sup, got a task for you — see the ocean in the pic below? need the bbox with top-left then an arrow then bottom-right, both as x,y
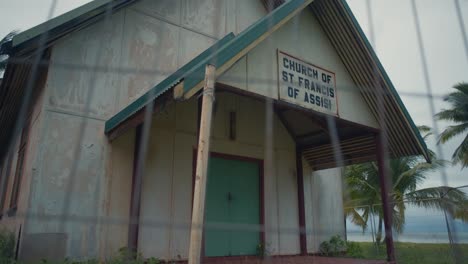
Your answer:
346,207 -> 468,244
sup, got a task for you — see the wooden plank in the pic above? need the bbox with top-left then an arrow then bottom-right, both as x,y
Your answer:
295,148 -> 307,255
188,65 -> 216,264
128,125 -> 142,252
376,133 -> 396,262
107,92 -> 173,141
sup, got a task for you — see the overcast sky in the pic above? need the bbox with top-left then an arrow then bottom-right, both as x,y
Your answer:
0,0 -> 466,189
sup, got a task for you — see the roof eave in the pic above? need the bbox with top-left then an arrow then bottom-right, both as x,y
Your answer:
338,0 -> 430,162
10,0 -> 136,56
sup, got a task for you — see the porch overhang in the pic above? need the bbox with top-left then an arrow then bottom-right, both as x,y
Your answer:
104,0 -> 430,165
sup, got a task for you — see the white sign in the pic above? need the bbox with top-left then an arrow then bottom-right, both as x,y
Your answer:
278,50 -> 337,116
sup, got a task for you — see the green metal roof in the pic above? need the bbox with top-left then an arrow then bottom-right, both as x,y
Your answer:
6,0 -> 136,56
104,32 -> 236,133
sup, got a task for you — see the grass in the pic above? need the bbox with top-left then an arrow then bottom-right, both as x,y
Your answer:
355,242 -> 468,264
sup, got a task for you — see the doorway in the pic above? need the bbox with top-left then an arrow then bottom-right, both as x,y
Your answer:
204,154 -> 262,257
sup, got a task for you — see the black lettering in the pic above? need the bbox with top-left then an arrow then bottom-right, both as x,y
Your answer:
330,88 -> 335,98
304,92 -> 309,103
322,86 -> 328,96
282,71 -> 288,82
312,69 -> 318,79
307,67 -> 313,77
289,60 -> 294,71
295,62 -> 301,73
288,87 -> 294,98
322,73 -> 328,83
304,79 -> 310,90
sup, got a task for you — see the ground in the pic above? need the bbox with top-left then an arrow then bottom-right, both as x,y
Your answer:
357,242 -> 468,264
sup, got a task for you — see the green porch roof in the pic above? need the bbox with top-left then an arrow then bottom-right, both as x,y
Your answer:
104,32 -> 235,133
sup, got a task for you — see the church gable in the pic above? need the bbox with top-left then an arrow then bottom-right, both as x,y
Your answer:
219,7 -> 379,129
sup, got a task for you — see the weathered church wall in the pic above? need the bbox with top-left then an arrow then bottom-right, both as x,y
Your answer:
19,0 -> 274,260
0,72 -> 49,261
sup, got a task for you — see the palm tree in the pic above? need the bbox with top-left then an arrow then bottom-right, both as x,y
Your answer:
344,126 -> 468,244
0,30 -> 19,72
435,83 -> 468,168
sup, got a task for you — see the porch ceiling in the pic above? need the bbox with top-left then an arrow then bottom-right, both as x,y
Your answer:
275,103 -> 378,170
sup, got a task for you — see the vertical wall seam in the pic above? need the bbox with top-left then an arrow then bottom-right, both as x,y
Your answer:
168,110 -> 178,259
275,149 -> 281,254
114,10 -> 127,114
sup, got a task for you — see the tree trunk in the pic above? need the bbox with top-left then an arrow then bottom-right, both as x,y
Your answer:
376,216 -> 383,245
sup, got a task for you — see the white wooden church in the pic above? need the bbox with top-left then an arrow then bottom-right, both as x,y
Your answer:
0,0 -> 428,263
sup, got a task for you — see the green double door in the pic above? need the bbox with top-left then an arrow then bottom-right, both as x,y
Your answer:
204,156 -> 261,257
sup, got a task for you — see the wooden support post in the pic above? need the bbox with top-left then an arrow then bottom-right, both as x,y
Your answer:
296,147 -> 307,255
128,125 -> 143,252
188,64 -> 216,264
376,133 -> 396,263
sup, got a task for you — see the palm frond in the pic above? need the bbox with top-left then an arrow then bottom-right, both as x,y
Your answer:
451,134 -> 468,168
392,191 -> 406,233
438,123 -> 468,144
418,125 -> 433,140
344,207 -> 368,231
406,186 -> 468,222
435,83 -> 468,168
453,83 -> 468,95
435,109 -> 468,123
393,162 -> 431,191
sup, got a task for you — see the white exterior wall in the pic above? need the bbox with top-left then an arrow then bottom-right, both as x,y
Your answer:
138,92 -> 303,259
303,165 -> 346,253
219,8 -> 379,129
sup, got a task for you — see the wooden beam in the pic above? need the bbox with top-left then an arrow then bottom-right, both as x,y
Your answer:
295,148 -> 307,255
274,108 -> 296,140
107,92 -> 172,141
188,64 -> 216,264
128,125 -> 143,252
376,133 -> 396,262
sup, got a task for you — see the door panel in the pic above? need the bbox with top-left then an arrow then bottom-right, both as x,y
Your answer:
204,156 -> 260,257
205,157 -> 231,257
